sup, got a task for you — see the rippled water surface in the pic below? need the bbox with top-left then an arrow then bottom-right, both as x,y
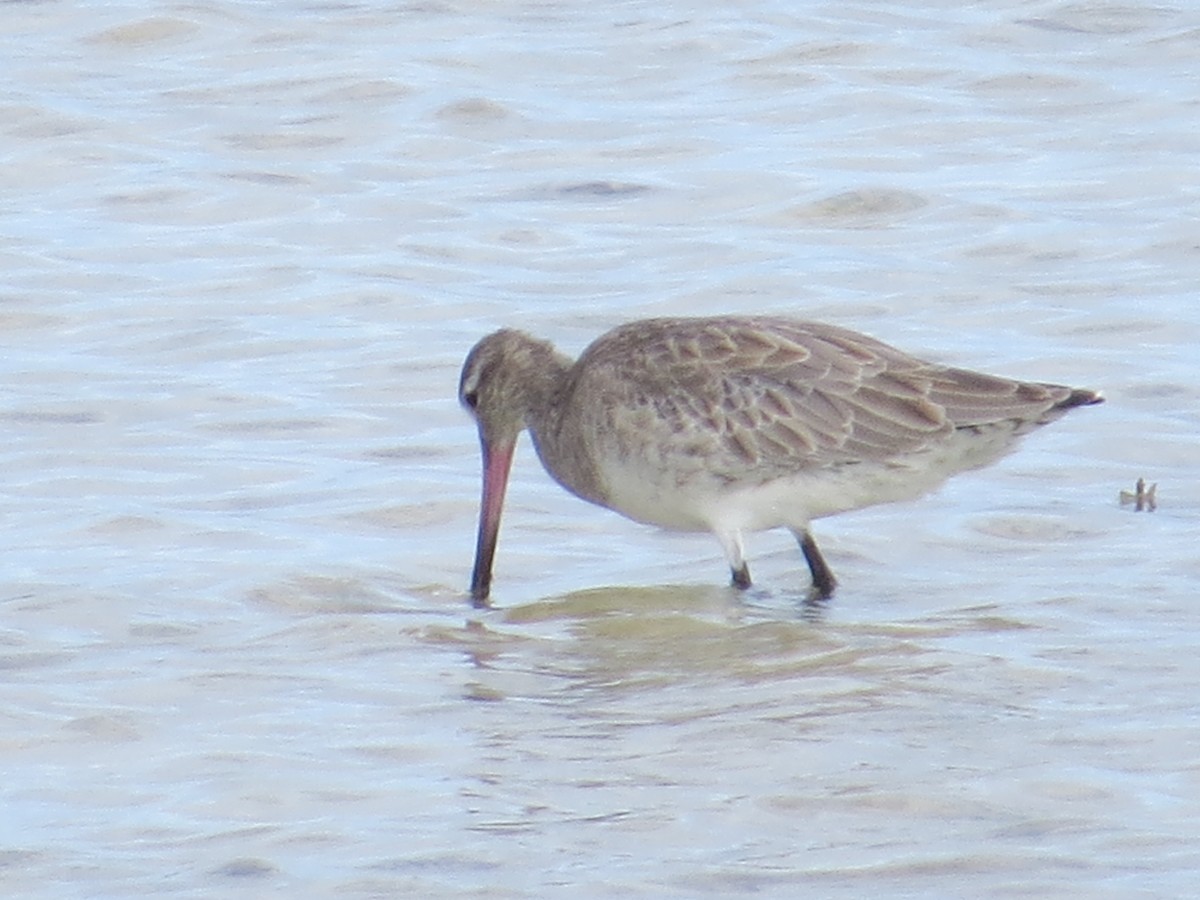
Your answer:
4,2 -> 1199,896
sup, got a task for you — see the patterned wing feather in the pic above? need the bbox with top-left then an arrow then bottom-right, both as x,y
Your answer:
570,318 -> 940,478
568,317 -> 1094,485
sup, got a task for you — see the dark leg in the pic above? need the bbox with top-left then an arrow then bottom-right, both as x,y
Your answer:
731,562 -> 752,590
797,529 -> 837,598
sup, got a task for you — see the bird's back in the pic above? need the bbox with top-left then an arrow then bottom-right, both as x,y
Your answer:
571,317 -> 1086,467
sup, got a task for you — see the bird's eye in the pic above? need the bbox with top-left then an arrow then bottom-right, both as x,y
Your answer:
462,390 -> 479,410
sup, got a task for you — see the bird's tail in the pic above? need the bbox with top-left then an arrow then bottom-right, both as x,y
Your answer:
1055,388 -> 1104,411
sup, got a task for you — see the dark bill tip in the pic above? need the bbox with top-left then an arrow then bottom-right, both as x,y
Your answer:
467,438 -> 514,607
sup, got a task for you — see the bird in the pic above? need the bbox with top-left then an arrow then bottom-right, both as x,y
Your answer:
458,316 -> 1102,606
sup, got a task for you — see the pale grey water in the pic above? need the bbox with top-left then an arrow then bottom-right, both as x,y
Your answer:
3,2 -> 1199,897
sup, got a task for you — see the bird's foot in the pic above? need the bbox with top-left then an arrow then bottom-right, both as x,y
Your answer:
731,564 -> 752,590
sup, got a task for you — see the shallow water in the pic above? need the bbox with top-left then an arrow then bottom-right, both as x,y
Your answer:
4,1 -> 1199,896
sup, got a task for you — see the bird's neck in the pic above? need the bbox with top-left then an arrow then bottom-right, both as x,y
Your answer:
525,360 -> 608,508
518,346 -> 572,430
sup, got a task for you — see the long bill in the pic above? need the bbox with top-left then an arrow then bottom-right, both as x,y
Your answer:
469,437 -> 515,607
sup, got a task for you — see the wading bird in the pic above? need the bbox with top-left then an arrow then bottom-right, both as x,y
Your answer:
459,316 -> 1102,605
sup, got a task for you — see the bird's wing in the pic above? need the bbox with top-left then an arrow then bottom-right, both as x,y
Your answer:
923,364 -> 1087,426
571,317 -> 1064,481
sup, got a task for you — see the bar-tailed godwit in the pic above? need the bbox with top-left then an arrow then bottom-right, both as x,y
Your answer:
459,316 -> 1102,605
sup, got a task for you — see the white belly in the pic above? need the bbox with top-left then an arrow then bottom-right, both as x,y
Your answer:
591,422 -> 1024,535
